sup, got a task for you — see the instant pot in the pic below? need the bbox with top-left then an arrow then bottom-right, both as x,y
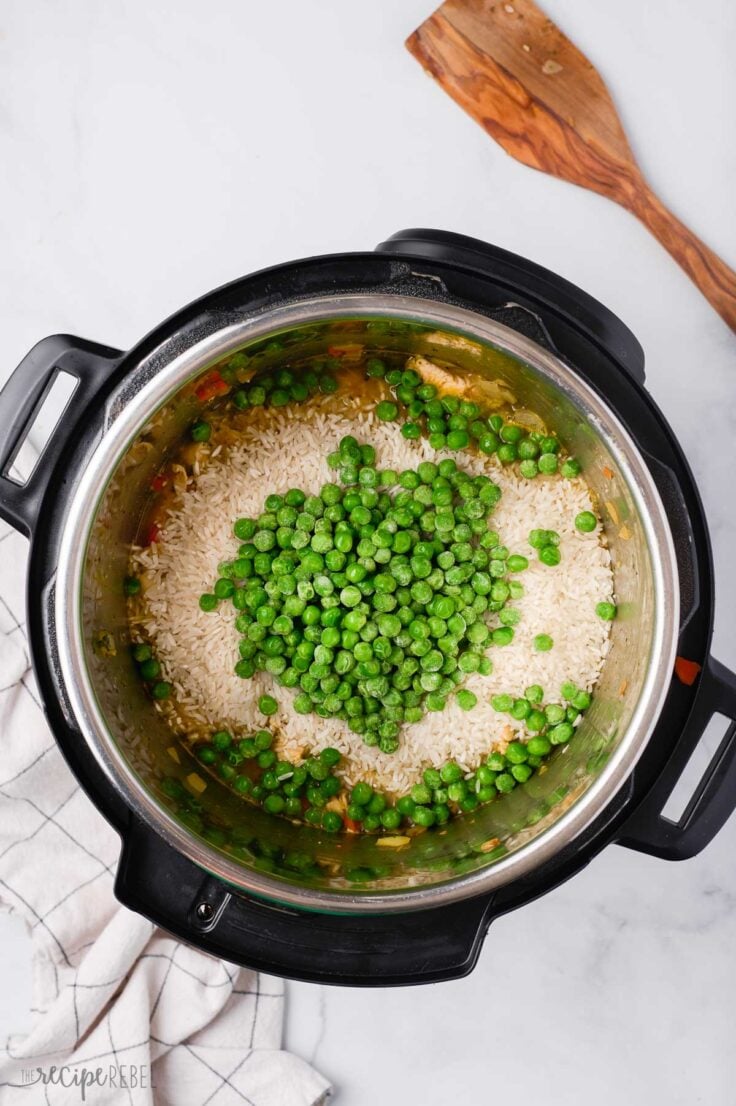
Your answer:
1,230 -> 734,986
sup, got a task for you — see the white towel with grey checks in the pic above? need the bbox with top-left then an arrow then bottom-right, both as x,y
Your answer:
0,516 -> 331,1105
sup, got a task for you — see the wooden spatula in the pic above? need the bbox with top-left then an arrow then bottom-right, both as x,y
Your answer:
407,0 -> 736,333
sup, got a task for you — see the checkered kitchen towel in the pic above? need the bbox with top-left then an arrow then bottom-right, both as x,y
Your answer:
0,512 -> 331,1105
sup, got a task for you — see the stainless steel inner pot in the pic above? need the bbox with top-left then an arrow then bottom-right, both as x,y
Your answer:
55,295 -> 679,912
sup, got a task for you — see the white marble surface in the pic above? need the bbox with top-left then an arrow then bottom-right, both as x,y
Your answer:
1,0 -> 735,1101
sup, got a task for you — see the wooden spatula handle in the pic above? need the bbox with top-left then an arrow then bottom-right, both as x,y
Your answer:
630,182 -> 736,332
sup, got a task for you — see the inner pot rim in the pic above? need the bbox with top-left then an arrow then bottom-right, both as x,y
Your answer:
55,293 -> 680,913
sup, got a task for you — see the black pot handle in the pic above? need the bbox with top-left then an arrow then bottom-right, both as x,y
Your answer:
115,818 -> 495,985
375,228 -> 646,383
0,334 -> 122,537
618,657 -> 736,860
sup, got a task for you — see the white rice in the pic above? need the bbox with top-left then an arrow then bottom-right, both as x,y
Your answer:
132,393 -> 613,795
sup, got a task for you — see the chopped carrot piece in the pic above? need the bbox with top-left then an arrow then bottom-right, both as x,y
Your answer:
195,370 -> 229,402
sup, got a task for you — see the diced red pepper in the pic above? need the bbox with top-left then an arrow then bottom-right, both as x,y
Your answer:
144,522 -> 161,546
344,817 -> 362,834
150,473 -> 167,492
675,656 -> 702,686
195,370 -> 229,402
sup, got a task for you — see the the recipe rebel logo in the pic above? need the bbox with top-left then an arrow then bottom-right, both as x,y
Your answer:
20,1063 -> 154,1099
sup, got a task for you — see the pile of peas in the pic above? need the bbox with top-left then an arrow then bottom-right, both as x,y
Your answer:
130,641 -> 172,701
189,366 -> 338,443
200,441 -> 534,750
528,528 -> 563,568
194,729 -> 352,832
367,357 -> 581,478
232,365 -> 338,411
383,683 -> 594,829
491,680 -> 591,739
159,772 -> 322,877
186,678 -> 591,835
